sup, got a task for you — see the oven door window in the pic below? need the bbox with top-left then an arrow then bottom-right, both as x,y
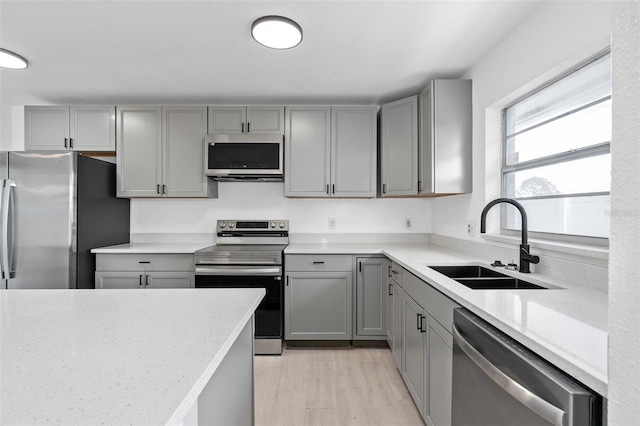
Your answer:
195,274 -> 282,338
208,143 -> 280,170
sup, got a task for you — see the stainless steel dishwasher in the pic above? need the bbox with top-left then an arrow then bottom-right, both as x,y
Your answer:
451,308 -> 602,426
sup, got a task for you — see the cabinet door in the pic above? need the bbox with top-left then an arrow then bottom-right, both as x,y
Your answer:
426,316 -> 453,426
392,281 -> 403,370
207,106 -> 246,134
95,271 -> 144,289
331,106 -> 377,197
380,96 -> 418,197
402,292 -> 426,416
385,261 -> 393,346
285,271 -> 352,339
116,106 -> 162,197
162,106 -> 211,197
284,106 -> 331,197
148,271 -> 194,289
355,257 -> 387,337
24,106 -> 70,150
70,106 -> 116,151
246,106 -> 285,134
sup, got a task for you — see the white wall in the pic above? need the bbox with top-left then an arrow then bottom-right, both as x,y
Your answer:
608,1 -> 640,423
131,181 -> 432,236
431,1 -> 612,243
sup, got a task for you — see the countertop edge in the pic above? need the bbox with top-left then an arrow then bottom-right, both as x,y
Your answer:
167,288 -> 265,425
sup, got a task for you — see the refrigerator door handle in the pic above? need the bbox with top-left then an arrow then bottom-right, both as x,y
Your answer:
1,180 -> 16,280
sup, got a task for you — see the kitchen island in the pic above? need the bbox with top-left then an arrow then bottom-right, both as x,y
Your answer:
0,288 -> 264,425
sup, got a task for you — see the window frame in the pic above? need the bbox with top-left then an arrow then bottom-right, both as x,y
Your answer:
500,49 -> 611,244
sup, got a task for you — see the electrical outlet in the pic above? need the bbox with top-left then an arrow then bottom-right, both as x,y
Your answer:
467,220 -> 476,236
328,218 -> 337,230
404,218 -> 413,230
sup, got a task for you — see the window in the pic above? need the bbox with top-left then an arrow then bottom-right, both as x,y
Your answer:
502,51 -> 611,240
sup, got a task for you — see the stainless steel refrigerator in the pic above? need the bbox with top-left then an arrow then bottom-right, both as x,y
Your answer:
0,151 -> 130,289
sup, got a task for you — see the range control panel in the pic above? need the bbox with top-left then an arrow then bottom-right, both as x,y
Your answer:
216,220 -> 289,232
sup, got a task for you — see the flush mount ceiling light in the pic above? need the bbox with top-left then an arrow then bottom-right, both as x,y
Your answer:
251,16 -> 302,49
0,48 -> 28,69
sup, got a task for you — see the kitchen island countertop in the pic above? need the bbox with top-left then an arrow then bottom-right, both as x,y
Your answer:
0,288 -> 264,425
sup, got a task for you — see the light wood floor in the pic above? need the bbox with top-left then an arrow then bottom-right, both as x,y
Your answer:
254,345 -> 425,426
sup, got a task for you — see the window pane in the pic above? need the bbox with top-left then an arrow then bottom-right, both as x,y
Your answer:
505,100 -> 611,165
503,195 -> 610,238
505,53 -> 611,136
504,154 -> 611,198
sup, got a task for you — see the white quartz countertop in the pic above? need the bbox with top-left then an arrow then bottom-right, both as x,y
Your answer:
286,242 -> 608,396
0,288 -> 265,425
91,242 -> 212,254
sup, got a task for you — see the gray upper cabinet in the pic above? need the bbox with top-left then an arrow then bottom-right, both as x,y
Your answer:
419,79 -> 472,195
285,106 -> 377,198
285,106 -> 331,197
207,106 -> 284,134
332,107 -> 377,197
116,106 -> 216,198
25,105 -> 116,151
380,96 -> 419,197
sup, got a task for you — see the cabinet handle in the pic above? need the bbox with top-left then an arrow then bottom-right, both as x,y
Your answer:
157,184 -> 161,195
145,275 -> 149,286
417,313 -> 422,331
139,274 -> 143,287
69,138 -> 74,149
388,265 -> 392,278
383,183 -> 386,194
388,283 -> 393,295
64,138 -> 68,149
313,261 -> 325,265
162,184 -> 167,195
241,122 -> 245,133
326,184 -> 329,195
421,315 -> 426,333
138,261 -> 150,264
332,184 -> 335,194
418,181 -> 422,192
286,276 -> 289,286
247,122 -> 250,133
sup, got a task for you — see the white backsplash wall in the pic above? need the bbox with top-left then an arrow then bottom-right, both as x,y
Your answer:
131,181 -> 432,235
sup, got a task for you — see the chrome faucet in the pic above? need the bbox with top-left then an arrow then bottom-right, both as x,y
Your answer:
480,198 -> 540,273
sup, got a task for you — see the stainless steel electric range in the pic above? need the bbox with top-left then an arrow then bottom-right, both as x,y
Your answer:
194,220 -> 288,355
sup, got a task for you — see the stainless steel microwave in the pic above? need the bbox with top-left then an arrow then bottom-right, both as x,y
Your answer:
204,134 -> 284,181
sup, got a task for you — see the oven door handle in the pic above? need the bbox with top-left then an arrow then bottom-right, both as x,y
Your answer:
452,324 -> 565,426
195,266 -> 282,276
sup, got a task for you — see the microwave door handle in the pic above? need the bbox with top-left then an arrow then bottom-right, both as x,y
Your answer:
452,324 -> 565,426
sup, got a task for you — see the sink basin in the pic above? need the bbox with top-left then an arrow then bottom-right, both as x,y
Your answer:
429,265 -> 548,290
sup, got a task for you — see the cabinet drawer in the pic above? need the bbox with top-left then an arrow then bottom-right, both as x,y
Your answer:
96,254 -> 194,271
285,254 -> 352,272
402,268 -> 459,333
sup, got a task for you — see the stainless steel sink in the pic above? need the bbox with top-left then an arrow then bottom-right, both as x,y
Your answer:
429,265 -> 548,290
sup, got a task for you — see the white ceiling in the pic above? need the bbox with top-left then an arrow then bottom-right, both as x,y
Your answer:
0,0 -> 541,106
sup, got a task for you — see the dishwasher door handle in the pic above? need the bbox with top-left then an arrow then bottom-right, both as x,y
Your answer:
195,266 -> 281,276
452,324 -> 566,426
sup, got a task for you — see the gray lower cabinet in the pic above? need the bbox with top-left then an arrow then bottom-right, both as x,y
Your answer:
354,256 -> 387,339
390,262 -> 403,370
95,253 -> 195,289
25,105 -> 116,151
402,291 -> 427,417
401,268 -> 458,426
285,255 -> 353,340
116,106 -> 216,198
